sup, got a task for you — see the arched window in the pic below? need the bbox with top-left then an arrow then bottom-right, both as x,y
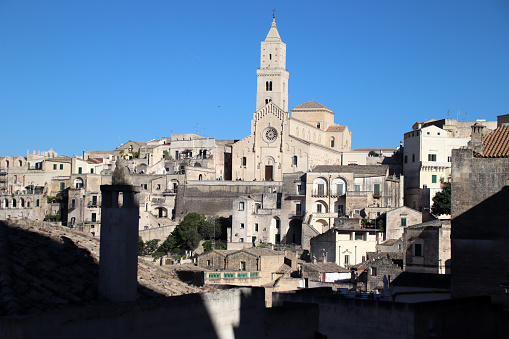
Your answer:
5,160 -> 9,168
198,174 -> 203,180
266,81 -> 272,91
330,137 -> 335,148
12,199 -> 16,208
20,198 -> 24,208
18,160 -> 22,166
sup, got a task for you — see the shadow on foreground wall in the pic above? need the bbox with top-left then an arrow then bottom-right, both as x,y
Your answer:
451,187 -> 509,308
0,221 -> 318,338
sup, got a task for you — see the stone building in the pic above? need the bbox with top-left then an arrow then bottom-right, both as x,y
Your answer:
231,17 -> 351,182
451,120 -> 509,308
402,219 -> 451,274
354,252 -> 403,293
385,206 -> 422,240
403,118 -> 496,212
229,192 -> 282,248
310,227 -> 380,268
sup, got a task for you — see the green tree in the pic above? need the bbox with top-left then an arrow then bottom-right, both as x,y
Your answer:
202,239 -> 226,252
176,212 -> 204,250
431,182 -> 451,216
200,216 -> 223,240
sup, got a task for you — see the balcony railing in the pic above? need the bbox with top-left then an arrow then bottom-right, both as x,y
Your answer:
311,189 -> 328,197
163,189 -> 178,196
87,202 -> 99,208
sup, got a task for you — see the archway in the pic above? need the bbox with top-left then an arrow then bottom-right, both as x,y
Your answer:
313,219 -> 329,233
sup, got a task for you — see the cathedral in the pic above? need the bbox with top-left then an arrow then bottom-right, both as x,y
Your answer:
232,16 -> 351,181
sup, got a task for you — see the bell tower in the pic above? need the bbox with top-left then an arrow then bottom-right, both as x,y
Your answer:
256,14 -> 289,112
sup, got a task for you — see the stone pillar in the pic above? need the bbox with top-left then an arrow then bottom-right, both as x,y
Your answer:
98,185 -> 140,303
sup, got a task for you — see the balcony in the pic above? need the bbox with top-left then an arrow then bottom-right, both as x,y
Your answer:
163,188 -> 178,196
348,191 -> 369,197
87,202 -> 99,208
288,211 -> 305,218
311,189 -> 328,198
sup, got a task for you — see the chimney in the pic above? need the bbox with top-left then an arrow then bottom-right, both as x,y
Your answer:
98,184 -> 140,302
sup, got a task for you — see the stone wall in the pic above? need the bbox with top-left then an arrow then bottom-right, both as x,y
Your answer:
175,181 -> 282,220
451,148 -> 509,306
139,224 -> 176,242
273,289 -> 502,338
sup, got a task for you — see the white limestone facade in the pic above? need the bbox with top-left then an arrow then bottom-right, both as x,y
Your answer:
232,17 -> 351,182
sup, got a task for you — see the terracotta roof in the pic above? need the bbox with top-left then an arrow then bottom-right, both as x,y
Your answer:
311,165 -> 388,176
292,100 -> 332,112
325,126 -> 346,132
86,158 -> 103,164
482,125 -> 509,157
302,262 -> 350,273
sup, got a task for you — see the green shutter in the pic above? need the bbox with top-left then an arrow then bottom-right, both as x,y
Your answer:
432,175 -> 437,183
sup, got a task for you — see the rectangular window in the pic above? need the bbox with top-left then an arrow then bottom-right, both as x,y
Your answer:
337,183 -> 343,195
374,184 -> 380,195
317,183 -> 325,195
355,185 -> 360,191
412,154 -> 415,162
78,167 -> 82,174
242,157 -> 247,166
297,184 -> 302,194
92,195 -> 97,206
432,175 -> 437,183
60,164 -> 63,170
175,151 -> 179,159
355,233 -> 364,241
292,156 -> 298,166
156,184 -> 161,190
240,261 -> 246,271
371,267 -> 377,276
53,164 -> 57,170
362,256 -> 366,262
401,217 -> 407,226
415,243 -> 423,257
296,203 -> 302,214
354,209 -> 360,215
91,213 -> 97,222
90,168 -> 94,174
36,199 -> 40,207
59,182 -> 65,191
428,154 -> 437,161
448,156 -> 451,162
344,255 -> 350,266
240,223 -> 244,229
239,202 -> 244,211
316,204 -> 322,213
254,223 -> 258,232
71,199 -> 76,208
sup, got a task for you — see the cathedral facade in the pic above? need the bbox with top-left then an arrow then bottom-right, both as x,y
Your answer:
232,16 -> 351,181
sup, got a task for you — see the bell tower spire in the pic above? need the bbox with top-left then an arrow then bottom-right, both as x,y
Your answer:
256,14 -> 289,112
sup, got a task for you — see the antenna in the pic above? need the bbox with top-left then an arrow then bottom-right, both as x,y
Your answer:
464,112 -> 467,121
447,110 -> 450,118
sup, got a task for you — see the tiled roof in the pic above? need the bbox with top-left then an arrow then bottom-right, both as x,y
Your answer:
482,125 -> 509,157
311,165 -> 388,176
302,262 -> 350,273
241,247 -> 283,257
86,158 -> 103,164
406,219 -> 444,229
0,220 -> 211,316
353,252 -> 402,271
275,264 -> 292,274
325,126 -> 346,132
292,100 -> 332,112
390,272 -> 450,289
380,239 -> 401,246
45,156 -> 73,163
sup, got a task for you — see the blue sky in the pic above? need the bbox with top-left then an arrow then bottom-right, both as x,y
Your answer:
1,1 -> 509,156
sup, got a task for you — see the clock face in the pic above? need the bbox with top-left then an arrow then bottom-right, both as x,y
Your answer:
264,127 -> 278,142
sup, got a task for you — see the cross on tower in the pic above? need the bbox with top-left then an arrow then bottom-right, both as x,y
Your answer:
273,9 -> 276,19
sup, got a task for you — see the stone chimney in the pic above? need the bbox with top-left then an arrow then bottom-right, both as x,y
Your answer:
468,123 -> 485,155
98,184 -> 140,302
